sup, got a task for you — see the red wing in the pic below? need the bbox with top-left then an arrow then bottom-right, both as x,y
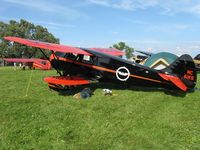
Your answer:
4,36 -> 124,57
4,58 -> 46,63
44,76 -> 90,86
89,48 -> 125,56
4,36 -> 91,55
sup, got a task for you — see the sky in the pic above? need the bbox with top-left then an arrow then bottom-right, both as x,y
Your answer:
0,0 -> 200,57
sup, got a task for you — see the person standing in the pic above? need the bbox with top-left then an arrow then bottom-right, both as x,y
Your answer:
14,62 -> 16,70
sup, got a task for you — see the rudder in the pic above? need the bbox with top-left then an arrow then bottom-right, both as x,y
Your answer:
162,54 -> 197,91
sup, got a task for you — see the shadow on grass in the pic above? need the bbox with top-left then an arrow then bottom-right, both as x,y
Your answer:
49,82 -> 190,97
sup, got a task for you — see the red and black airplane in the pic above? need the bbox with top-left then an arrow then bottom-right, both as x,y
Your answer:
4,58 -> 51,70
4,36 -> 197,92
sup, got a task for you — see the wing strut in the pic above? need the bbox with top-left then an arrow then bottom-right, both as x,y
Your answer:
38,48 -> 62,76
64,54 -> 79,78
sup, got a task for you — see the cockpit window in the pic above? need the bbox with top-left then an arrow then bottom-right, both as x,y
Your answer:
54,52 -> 97,64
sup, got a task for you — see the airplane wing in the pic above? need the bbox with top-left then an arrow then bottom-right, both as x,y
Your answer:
4,36 -> 91,56
4,36 -> 124,56
89,48 -> 124,56
4,58 -> 46,63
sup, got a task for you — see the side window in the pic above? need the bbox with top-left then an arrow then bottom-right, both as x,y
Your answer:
78,55 -> 96,64
83,55 -> 90,61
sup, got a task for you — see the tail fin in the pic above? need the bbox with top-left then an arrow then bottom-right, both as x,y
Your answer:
162,54 -> 197,91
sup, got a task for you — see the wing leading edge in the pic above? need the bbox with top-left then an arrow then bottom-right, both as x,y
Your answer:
4,36 -> 91,55
4,36 -> 124,56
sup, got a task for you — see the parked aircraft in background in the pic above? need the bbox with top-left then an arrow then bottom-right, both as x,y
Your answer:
4,58 -> 51,70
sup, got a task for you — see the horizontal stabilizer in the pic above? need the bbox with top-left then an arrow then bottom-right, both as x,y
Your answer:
159,73 -> 187,91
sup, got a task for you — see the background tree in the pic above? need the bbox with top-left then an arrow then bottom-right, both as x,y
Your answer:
0,19 -> 59,58
112,42 -> 134,59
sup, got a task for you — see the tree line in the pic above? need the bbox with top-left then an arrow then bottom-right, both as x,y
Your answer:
0,19 -> 59,58
0,19 -> 134,59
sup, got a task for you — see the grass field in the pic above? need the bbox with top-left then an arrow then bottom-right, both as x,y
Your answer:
0,67 -> 200,150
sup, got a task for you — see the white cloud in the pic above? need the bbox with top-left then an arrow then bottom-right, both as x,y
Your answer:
131,40 -> 200,57
186,4 -> 200,15
146,23 -> 190,33
34,21 -> 75,29
126,19 -> 150,25
2,0 -> 88,20
111,31 -> 120,35
174,24 -> 189,30
174,45 -> 200,57
3,0 -> 56,12
126,19 -> 190,32
87,0 -> 200,16
87,0 -> 109,6
113,0 -> 136,11
0,16 -> 75,31
87,0 -> 160,10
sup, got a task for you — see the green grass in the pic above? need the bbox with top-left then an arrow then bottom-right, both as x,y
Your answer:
0,67 -> 200,150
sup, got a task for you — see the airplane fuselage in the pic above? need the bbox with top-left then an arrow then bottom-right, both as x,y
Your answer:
50,50 -> 176,91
